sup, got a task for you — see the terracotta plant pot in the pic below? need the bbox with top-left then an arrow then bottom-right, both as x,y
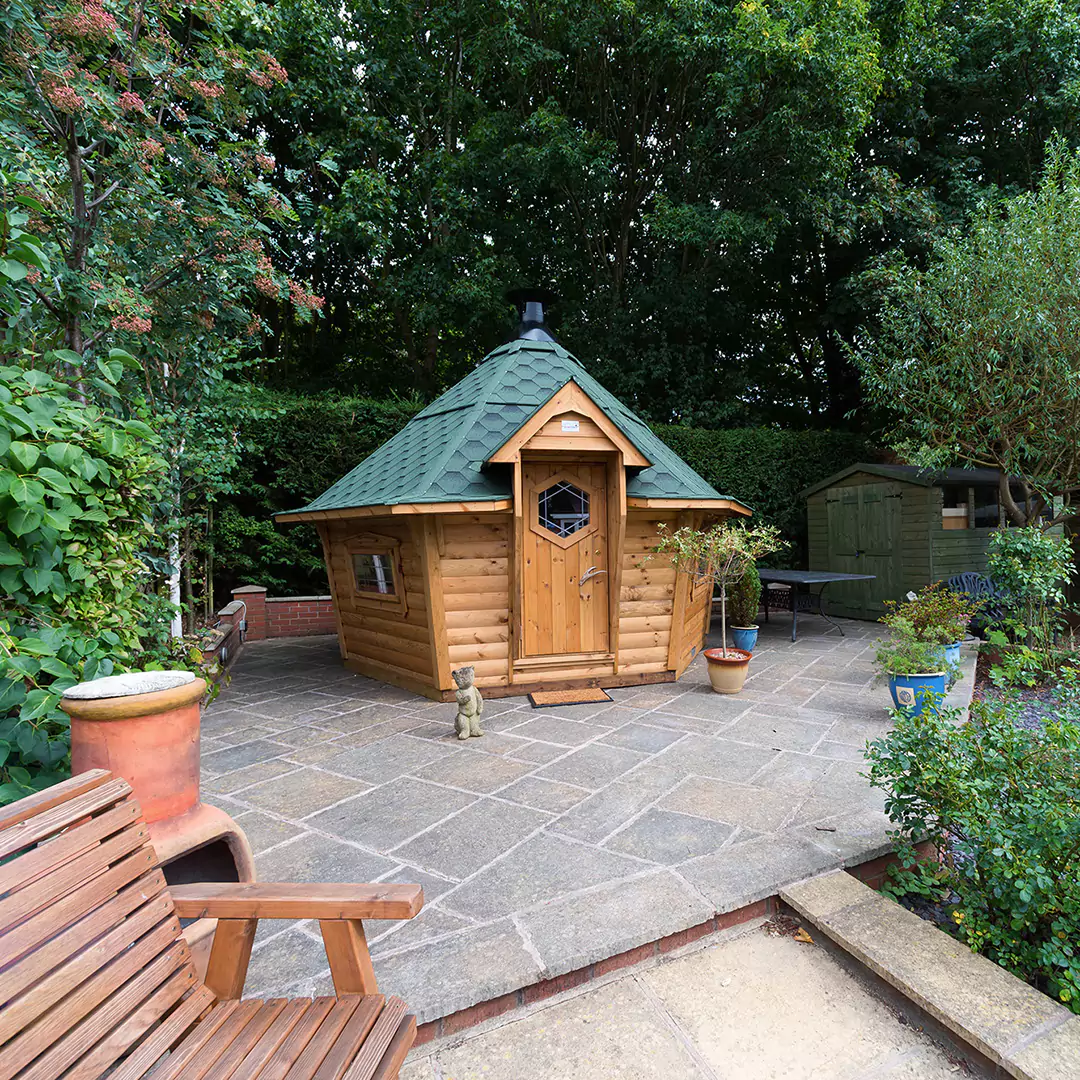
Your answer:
703,648 -> 753,694
61,670 -> 206,823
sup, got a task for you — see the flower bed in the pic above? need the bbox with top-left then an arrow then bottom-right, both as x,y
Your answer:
866,697 -> 1080,1013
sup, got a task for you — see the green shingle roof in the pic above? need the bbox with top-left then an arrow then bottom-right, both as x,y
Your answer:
284,338 -> 739,516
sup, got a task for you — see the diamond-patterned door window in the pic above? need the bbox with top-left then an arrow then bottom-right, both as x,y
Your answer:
538,481 -> 590,539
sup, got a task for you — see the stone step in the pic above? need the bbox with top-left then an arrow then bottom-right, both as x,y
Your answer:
780,871 -> 1079,1080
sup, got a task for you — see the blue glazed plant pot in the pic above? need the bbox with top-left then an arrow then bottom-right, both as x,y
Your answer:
930,642 -> 964,686
888,672 -> 947,717
730,626 -> 758,652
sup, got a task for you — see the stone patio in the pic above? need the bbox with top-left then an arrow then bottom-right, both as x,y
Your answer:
200,617 -> 901,1025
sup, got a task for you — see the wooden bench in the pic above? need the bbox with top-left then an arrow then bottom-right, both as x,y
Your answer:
0,771 -> 423,1080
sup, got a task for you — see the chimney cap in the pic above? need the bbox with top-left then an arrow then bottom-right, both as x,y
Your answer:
506,287 -> 558,342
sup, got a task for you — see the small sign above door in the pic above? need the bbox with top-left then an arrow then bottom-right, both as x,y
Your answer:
561,419 -> 580,432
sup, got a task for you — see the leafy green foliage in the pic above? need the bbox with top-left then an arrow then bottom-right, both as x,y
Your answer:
250,0 -> 885,422
866,700 -> 1080,1011
985,526 -> 1075,687
883,584 -> 980,646
872,619 -> 945,677
985,640 -> 1049,690
246,0 -> 1080,434
853,142 -> 1080,525
0,362 -> 167,803
653,426 -> 880,564
1,0 -> 316,632
212,391 -> 422,595
1,0 -> 305,367
727,564 -> 762,628
876,586 -> 977,681
987,526 -> 1074,623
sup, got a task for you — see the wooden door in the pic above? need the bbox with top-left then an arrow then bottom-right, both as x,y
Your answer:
825,482 -> 903,618
858,483 -> 903,617
521,460 -> 610,656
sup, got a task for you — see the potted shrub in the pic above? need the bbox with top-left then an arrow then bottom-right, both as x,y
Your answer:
884,584 -> 979,684
654,521 -> 783,694
874,617 -> 948,717
727,563 -> 762,653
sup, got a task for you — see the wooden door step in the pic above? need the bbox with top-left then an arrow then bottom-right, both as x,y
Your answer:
528,687 -> 613,708
514,652 -> 614,673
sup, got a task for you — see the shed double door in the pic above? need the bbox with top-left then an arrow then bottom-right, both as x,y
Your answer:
826,482 -> 903,618
521,459 -> 610,657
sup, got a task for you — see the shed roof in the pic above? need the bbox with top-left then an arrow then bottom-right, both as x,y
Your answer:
281,338 -> 743,517
800,463 -> 1002,499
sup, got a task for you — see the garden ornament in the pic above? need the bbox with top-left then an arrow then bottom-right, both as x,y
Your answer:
452,665 -> 484,740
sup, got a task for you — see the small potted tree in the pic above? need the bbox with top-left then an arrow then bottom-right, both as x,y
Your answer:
654,521 -> 783,694
727,563 -> 762,653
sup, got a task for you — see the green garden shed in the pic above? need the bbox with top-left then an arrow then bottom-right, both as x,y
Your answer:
801,463 -> 1005,621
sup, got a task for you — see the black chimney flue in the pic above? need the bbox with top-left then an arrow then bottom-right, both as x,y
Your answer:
506,287 -> 558,342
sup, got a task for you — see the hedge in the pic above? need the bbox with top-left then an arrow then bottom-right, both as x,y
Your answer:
212,391 -> 879,598
652,425 -> 881,564
212,391 -> 422,598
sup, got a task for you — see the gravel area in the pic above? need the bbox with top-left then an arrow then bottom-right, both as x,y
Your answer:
971,651 -> 1067,730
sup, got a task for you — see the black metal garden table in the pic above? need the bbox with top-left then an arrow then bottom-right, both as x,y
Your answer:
758,569 -> 877,642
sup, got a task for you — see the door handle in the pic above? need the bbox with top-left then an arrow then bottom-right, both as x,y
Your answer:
579,566 -> 607,586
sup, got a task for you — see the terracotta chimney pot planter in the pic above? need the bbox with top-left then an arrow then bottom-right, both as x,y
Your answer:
60,670 -> 256,980
61,670 -> 205,824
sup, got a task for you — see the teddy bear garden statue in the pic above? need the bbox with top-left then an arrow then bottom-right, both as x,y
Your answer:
452,665 -> 484,740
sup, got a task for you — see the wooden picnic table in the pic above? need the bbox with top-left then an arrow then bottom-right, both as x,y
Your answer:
758,569 -> 877,642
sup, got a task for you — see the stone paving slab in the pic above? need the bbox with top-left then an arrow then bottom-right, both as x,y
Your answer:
403,922 -> 963,1080
517,869 -> 714,979
199,619 -> 929,1023
373,918 -> 544,1023
782,871 -> 1078,1077
1010,1017 -> 1080,1080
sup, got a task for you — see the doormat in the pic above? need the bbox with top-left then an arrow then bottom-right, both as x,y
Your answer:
528,688 -> 613,708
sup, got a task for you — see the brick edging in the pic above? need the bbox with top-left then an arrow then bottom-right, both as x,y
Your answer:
412,898 -> 774,1045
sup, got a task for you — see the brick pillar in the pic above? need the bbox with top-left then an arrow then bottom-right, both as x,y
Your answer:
232,585 -> 268,640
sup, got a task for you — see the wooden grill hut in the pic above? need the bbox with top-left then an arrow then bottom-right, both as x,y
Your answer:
277,294 -> 750,700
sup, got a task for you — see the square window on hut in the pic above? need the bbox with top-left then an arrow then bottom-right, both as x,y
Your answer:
352,552 -> 397,596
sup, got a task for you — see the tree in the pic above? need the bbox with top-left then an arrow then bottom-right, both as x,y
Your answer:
653,522 -> 783,656
1,173 -> 172,801
0,0 -> 318,628
853,141 -> 1080,526
251,0 -> 884,418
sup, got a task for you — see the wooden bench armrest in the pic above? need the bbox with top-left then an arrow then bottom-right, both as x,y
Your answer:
170,882 -> 424,921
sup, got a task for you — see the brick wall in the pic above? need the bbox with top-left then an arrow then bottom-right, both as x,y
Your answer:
230,585 -> 337,641
265,596 -> 338,638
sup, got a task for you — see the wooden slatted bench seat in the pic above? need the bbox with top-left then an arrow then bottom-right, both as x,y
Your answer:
0,771 -> 422,1080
